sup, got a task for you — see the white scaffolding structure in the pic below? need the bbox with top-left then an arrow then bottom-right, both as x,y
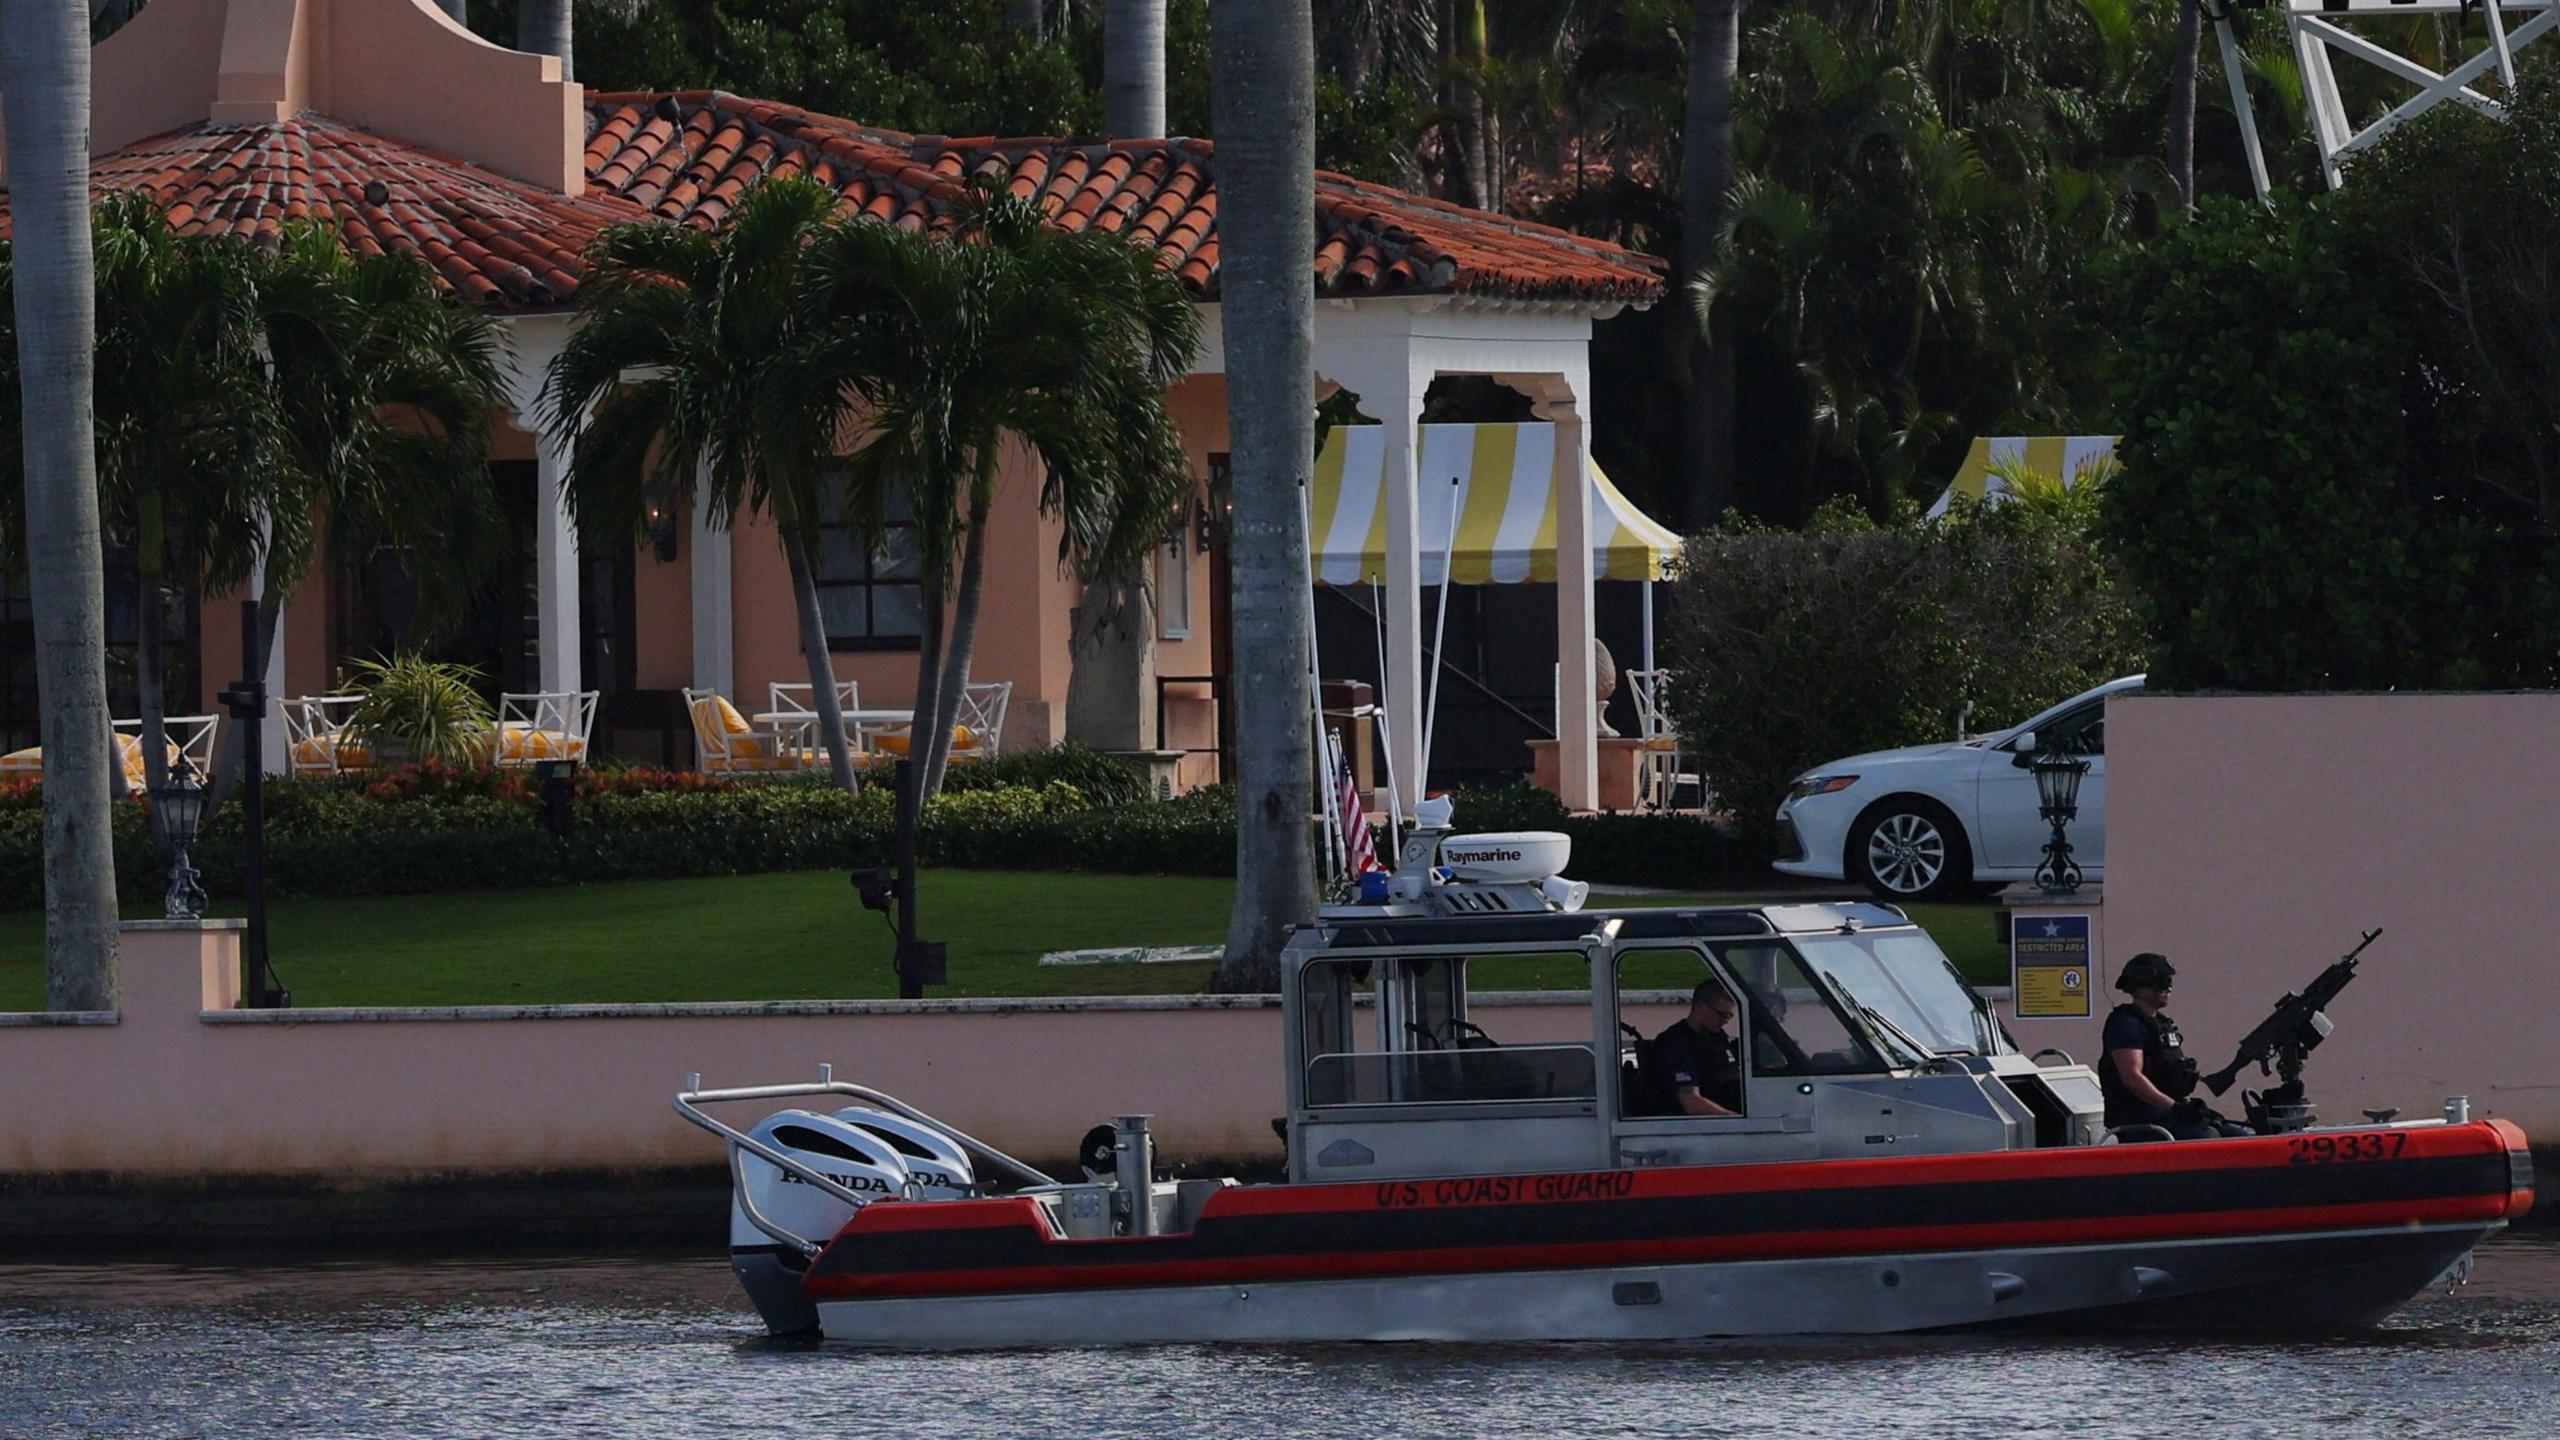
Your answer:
2226,0 -> 2560,195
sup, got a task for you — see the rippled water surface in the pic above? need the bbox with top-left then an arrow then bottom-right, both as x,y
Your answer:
2,1233 -> 2555,1439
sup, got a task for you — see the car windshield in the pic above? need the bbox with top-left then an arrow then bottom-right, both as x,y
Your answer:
1793,931 -> 2005,1058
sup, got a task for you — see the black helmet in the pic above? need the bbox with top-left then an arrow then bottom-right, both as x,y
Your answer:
2116,952 -> 2176,993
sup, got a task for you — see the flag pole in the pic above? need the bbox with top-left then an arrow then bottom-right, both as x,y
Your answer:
1368,572 -> 1404,860
1419,474 -> 1462,791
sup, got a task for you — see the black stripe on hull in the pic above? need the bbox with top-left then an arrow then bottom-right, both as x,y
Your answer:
811,1151 -> 2510,1286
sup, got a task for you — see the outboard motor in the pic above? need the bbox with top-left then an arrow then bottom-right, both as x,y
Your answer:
729,1108 -> 971,1336
831,1106 -> 978,1198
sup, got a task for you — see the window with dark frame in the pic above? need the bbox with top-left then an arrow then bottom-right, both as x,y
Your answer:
815,475 -> 923,651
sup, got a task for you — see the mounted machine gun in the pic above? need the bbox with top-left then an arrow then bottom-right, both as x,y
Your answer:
2204,927 -> 2383,1133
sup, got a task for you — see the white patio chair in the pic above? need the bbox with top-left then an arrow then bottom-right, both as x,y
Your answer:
867,680 -> 1010,764
683,687 -> 809,776
284,694 -> 371,776
767,680 -> 861,759
103,714 -> 220,787
493,690 -> 599,767
1626,669 -> 1701,812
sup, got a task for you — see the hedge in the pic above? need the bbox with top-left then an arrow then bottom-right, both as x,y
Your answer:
0,774 -> 1758,913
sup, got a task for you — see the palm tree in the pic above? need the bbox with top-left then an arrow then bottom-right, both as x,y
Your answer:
783,182 -> 1198,997
1207,0 -> 1318,992
82,196 -> 288,815
519,0 -> 573,81
546,176 -> 864,793
1,0 -> 120,1010
1681,0 -> 1741,525
207,221 -> 509,807
1103,0 -> 1167,137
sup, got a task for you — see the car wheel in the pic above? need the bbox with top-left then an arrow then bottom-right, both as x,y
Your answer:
1849,800 -> 1973,901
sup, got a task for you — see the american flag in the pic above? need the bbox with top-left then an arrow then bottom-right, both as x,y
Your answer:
1329,732 -> 1378,878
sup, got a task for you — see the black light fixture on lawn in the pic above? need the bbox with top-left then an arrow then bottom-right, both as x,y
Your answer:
2030,743 -> 2092,895
217,597 -> 290,1009
533,757 -> 579,839
150,763 -> 209,921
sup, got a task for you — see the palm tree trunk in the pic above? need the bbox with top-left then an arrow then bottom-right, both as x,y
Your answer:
135,567 -> 169,844
921,490 -> 993,799
518,0 -> 573,82
1681,0 -> 1740,527
1104,0 -> 1167,139
1208,0 -> 1318,993
780,527 -> 860,793
890,566 -> 950,1001
1447,0 -> 1491,210
2167,0 -> 2201,213
6,0 -> 123,1011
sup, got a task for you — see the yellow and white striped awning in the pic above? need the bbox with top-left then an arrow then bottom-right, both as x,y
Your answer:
1310,422 -> 1682,585
1924,436 -> 2118,519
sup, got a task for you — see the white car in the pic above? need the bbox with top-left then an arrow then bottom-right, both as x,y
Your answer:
1772,675 -> 2145,901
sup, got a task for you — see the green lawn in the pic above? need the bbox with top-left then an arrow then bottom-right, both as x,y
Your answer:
0,871 -> 2006,1010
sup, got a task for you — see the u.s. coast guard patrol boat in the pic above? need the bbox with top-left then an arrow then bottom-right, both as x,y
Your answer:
676,818 -> 2532,1346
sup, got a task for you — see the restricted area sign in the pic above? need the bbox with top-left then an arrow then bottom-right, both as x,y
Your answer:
2011,913 -> 2093,1019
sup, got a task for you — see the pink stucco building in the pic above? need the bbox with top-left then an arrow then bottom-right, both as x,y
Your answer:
0,0 -> 1667,808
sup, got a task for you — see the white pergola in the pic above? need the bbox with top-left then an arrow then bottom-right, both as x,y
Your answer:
2223,0 -> 2558,195
1191,294 -> 1633,814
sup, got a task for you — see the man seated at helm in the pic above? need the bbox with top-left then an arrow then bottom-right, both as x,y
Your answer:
1653,977 -> 1744,1117
2100,952 -> 2244,1140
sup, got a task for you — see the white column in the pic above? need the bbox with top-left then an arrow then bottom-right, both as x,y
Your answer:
1503,369 -> 1598,814
1551,401 -> 1597,812
690,478 -> 734,697
532,424 -> 581,695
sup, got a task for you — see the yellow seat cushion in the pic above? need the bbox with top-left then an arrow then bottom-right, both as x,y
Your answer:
293,734 -> 372,770
496,724 -> 587,763
5,737 -> 183,786
870,724 -> 972,758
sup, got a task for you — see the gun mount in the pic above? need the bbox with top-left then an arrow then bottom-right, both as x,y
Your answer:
2204,928 -> 2383,1133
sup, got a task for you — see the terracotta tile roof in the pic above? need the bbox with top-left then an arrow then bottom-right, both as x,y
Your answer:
0,115 -> 644,308
584,91 -> 1665,304
5,97 -> 1662,312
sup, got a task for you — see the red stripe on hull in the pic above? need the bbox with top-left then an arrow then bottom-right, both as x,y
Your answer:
814,1193 -> 2505,1301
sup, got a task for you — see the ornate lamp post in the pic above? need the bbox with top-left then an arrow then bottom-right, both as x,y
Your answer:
2031,748 -> 2092,894
150,764 -> 209,920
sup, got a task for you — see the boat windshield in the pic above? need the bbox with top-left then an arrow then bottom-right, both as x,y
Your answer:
1792,930 -> 2006,1058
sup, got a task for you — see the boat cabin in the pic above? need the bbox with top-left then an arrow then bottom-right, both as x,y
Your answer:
1280,903 -> 2106,1184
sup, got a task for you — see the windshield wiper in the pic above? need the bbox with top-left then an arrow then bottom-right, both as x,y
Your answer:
1826,973 -> 1944,1069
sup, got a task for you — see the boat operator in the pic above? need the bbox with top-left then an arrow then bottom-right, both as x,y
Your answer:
1655,977 -> 1743,1117
2100,953 -> 2245,1140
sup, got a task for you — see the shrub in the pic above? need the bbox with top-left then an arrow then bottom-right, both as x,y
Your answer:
2104,188 -> 2560,689
1661,497 -> 2145,853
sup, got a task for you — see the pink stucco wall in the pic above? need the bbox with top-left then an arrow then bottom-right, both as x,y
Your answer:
0,925 -> 1674,1178
2102,692 -> 2560,1137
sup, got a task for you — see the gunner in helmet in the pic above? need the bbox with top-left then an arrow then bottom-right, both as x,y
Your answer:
2100,953 -> 2242,1140
1654,978 -> 1743,1117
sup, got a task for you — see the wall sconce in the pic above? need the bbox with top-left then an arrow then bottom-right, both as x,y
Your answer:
1200,456 -> 1233,553
644,500 -> 680,563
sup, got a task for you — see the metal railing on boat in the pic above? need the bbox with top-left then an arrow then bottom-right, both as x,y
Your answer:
674,1064 -> 1061,1258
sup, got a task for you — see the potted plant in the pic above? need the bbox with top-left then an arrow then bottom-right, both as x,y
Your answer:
346,653 -> 494,768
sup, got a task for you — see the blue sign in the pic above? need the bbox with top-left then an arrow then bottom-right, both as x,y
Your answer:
2011,913 -> 2093,1018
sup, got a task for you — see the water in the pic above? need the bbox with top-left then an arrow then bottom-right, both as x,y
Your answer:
2,1234 -> 2555,1440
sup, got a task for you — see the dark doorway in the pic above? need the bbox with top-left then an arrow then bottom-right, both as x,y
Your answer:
336,460 -> 536,695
